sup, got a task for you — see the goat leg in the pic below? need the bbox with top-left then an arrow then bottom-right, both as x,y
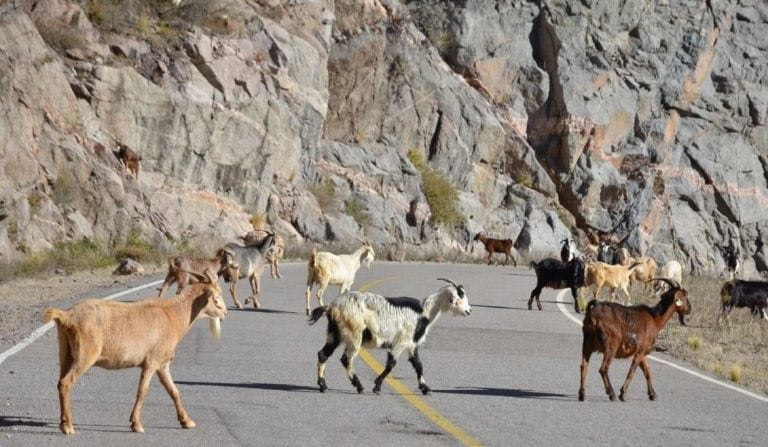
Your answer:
157,364 -> 195,429
408,350 -> 431,395
639,357 -> 656,401
598,354 -> 617,401
340,350 -> 364,393
228,274 -> 243,309
618,355 -> 642,401
130,367 -> 155,433
373,352 -> 397,394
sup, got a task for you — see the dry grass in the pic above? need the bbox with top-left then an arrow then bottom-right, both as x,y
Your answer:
630,276 -> 768,395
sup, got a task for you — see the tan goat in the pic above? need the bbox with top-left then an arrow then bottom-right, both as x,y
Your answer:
44,269 -> 227,434
627,256 -> 658,293
584,261 -> 642,304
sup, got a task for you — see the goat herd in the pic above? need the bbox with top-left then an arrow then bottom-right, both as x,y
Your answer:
41,232 -> 766,434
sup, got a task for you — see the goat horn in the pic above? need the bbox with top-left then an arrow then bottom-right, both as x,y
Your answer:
649,277 -> 681,290
437,278 -> 459,288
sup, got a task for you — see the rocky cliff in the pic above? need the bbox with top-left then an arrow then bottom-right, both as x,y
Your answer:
1,0 -> 766,276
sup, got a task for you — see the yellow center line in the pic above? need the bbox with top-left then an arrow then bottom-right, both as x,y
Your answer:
358,277 -> 483,447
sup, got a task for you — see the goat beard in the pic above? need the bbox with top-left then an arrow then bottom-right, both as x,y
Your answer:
209,317 -> 222,340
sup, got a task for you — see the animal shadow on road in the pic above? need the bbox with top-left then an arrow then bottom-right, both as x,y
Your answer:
175,380 -> 316,393
231,307 -> 302,315
435,387 -> 570,401
0,415 -> 128,435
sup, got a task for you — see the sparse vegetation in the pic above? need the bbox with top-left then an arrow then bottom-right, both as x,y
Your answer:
730,364 -> 743,383
345,198 -> 371,228
0,239 -> 113,280
407,150 -> 463,226
515,171 -> 534,189
112,231 -> 160,264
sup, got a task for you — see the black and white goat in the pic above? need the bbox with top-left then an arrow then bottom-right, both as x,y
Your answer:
528,257 -> 586,313
308,278 -> 472,395
560,238 -> 577,263
720,279 -> 768,321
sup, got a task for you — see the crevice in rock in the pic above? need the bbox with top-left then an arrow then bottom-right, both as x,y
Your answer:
427,111 -> 443,162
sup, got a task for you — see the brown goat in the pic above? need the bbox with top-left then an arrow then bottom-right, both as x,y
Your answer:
157,248 -> 236,297
578,278 -> 691,402
473,232 -> 518,266
114,141 -> 141,179
43,269 -> 227,434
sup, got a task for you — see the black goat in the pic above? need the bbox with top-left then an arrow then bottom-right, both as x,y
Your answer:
528,257 -> 585,313
720,280 -> 768,321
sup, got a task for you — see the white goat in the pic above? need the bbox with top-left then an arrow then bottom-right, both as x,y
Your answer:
654,260 -> 683,293
309,278 -> 472,395
43,269 -> 227,434
304,243 -> 375,315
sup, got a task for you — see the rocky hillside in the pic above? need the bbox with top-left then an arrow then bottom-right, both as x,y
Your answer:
1,0 -> 766,276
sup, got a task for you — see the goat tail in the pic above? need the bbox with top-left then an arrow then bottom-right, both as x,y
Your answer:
43,307 -> 66,325
528,260 -> 538,270
308,306 -> 328,325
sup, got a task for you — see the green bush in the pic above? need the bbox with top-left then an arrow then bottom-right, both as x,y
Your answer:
407,150 -> 463,225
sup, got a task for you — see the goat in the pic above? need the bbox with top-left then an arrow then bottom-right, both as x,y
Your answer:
242,231 -> 286,279
473,232 -> 518,266
157,248 -> 236,297
43,269 -> 227,434
626,256 -> 658,293
528,257 -> 586,313
221,233 -> 277,309
596,241 -> 618,265
560,238 -> 576,263
654,260 -> 683,293
305,242 -> 375,316
308,278 -> 471,395
720,279 -> 768,321
584,261 -> 641,305
114,141 -> 141,179
578,278 -> 691,402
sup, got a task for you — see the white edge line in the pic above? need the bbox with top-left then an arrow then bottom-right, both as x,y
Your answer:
0,279 -> 164,366
555,289 -> 768,403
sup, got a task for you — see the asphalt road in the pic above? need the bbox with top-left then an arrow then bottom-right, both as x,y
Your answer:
1,261 -> 766,446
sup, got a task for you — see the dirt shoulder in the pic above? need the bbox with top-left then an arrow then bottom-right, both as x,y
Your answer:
0,266 -> 164,354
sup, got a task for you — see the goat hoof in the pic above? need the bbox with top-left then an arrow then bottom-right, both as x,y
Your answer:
373,386 -> 381,394
608,394 -> 617,402
619,393 -> 626,402
420,385 -> 432,395
649,394 -> 656,401
318,379 -> 328,393
131,423 -> 145,433
60,423 -> 75,435
578,392 -> 585,402
181,419 -> 196,429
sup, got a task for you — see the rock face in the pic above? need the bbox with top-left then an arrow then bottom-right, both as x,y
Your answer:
1,0 -> 767,276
